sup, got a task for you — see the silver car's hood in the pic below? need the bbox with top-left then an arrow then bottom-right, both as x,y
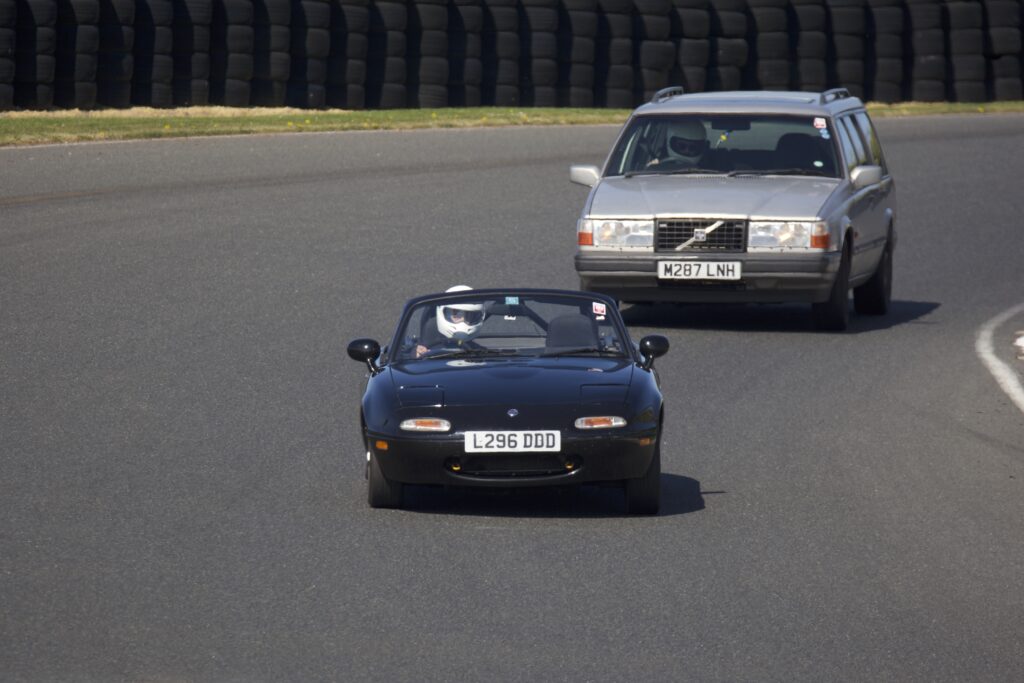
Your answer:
589,175 -> 842,219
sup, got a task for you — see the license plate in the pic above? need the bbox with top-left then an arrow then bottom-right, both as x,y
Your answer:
464,430 -> 561,453
658,260 -> 742,280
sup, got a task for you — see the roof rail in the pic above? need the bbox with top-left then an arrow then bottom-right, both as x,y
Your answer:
820,88 -> 851,105
651,86 -> 685,104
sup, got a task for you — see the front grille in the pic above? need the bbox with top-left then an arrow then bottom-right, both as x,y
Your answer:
656,218 -> 747,253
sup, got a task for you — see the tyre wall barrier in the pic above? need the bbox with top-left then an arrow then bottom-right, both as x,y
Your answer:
2,0 -> 1022,110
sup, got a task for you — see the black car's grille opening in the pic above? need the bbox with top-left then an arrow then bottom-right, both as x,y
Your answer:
656,218 -> 747,253
458,454 -> 580,478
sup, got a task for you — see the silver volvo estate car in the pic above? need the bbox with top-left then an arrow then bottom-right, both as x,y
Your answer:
570,88 -> 896,331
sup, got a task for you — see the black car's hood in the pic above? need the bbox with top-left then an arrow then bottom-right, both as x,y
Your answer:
387,357 -> 635,407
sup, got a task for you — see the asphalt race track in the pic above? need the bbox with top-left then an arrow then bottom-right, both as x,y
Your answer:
3,116 -> 1024,681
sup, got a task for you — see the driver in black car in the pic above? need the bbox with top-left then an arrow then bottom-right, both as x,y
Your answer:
415,285 -> 487,358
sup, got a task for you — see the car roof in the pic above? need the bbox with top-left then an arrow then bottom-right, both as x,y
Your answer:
631,89 -> 864,118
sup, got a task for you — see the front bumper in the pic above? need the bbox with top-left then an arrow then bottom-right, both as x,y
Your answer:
576,251 -> 842,304
368,430 -> 658,487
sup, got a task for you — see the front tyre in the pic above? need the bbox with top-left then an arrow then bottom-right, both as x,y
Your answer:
367,451 -> 403,509
625,440 -> 661,515
812,244 -> 851,331
854,238 -> 892,315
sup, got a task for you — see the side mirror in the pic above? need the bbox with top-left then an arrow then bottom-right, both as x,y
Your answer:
347,338 -> 382,375
638,335 -> 669,369
570,164 -> 601,188
850,164 -> 882,190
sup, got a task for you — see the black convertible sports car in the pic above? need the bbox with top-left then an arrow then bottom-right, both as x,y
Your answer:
347,288 -> 669,514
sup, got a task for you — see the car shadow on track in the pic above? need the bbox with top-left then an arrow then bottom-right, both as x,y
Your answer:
621,299 -> 940,334
399,473 -> 705,518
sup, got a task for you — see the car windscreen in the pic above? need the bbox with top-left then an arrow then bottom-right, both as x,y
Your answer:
605,114 -> 841,178
393,294 -> 629,361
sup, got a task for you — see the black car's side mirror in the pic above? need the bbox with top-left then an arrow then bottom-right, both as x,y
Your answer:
638,335 -> 670,369
348,338 -> 382,375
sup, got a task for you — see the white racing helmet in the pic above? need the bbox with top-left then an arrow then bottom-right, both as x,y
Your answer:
665,118 -> 708,163
436,285 -> 486,341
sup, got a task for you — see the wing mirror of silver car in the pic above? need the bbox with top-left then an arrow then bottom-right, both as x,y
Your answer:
570,164 -> 601,188
850,165 -> 882,190
348,338 -> 382,374
638,335 -> 670,369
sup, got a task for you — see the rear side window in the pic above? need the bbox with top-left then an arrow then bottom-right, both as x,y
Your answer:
853,112 -> 888,174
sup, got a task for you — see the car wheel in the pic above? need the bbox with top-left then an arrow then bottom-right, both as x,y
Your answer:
812,243 -> 851,331
367,451 -> 403,509
853,238 -> 892,316
625,439 -> 661,515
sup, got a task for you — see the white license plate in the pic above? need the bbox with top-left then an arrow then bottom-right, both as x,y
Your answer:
464,430 -> 561,453
658,260 -> 742,280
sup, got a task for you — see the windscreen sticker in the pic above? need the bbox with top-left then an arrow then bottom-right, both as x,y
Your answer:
505,296 -> 519,305
814,160 -> 824,168
592,302 -> 607,316
819,129 -> 831,140
813,117 -> 827,129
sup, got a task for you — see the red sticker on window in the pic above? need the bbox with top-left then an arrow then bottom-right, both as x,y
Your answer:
592,302 -> 607,316
814,117 -> 827,129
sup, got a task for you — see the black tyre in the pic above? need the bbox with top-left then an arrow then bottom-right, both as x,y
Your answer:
853,236 -> 891,315
367,451 -> 403,509
811,243 -> 850,331
625,438 -> 660,515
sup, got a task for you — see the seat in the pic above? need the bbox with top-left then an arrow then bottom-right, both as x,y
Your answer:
775,133 -> 832,173
544,314 -> 599,352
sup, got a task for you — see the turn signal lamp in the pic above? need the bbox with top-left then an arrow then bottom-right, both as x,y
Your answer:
399,418 -> 451,432
574,416 -> 627,429
374,440 -> 389,451
810,222 -> 830,249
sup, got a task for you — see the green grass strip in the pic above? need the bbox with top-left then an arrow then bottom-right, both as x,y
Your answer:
1,101 -> 1022,147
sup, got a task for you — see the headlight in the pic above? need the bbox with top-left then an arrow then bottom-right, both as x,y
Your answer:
578,219 -> 654,248
400,418 -> 451,432
575,416 -> 627,429
748,221 -> 830,250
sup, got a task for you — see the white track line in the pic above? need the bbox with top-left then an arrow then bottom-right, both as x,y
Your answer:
975,302 -> 1024,415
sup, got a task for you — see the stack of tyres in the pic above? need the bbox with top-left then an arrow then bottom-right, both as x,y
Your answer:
366,0 -> 407,107
519,0 -> 558,106
945,0 -> 986,101
172,0 -> 212,105
558,0 -> 598,106
449,0 -> 483,105
670,0 -> 711,93
409,0 -> 448,107
288,0 -> 329,107
481,0 -> 518,105
984,0 -> 1022,99
55,0 -> 99,108
251,0 -> 289,105
707,0 -> 747,91
791,0 -> 827,91
0,0 -> 13,109
907,0 -> 947,101
14,0 -> 56,108
96,0 -> 133,106
133,0 -> 173,106
864,0 -> 904,102
824,0 -> 866,98
745,0 -> 790,89
634,0 -> 675,102
595,0 -> 634,107
326,0 -> 369,108
210,0 -> 253,106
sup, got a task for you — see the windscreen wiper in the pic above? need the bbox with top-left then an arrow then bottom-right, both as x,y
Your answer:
540,347 -> 625,357
727,168 -> 829,177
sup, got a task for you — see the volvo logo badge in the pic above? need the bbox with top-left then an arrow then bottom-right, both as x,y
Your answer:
693,228 -> 707,242
507,409 -> 519,418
